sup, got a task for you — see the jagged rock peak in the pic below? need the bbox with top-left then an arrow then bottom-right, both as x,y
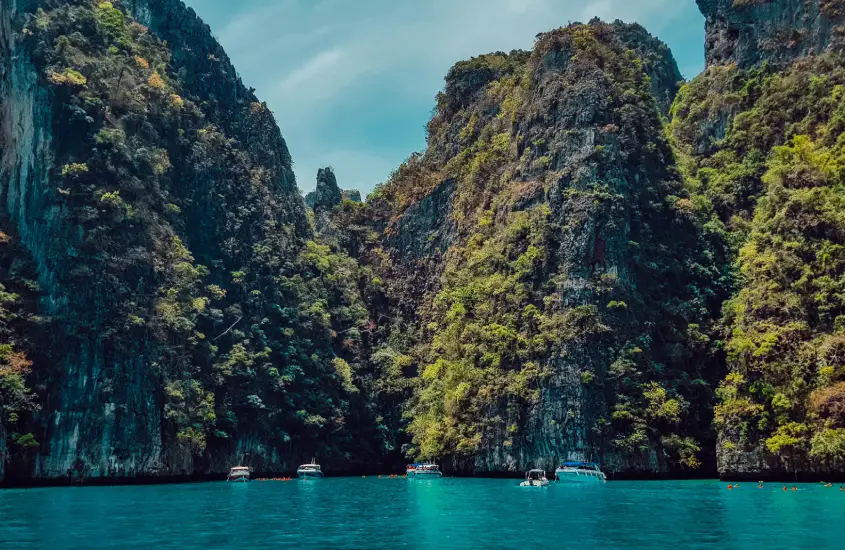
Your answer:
305,167 -> 343,209
435,19 -> 681,120
698,0 -> 845,68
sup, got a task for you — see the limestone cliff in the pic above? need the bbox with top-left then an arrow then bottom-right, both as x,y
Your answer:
335,20 -> 723,476
698,0 -> 845,68
0,0 -> 383,484
673,0 -> 845,480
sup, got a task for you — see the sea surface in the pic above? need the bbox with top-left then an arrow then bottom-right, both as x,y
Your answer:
1,478 -> 843,549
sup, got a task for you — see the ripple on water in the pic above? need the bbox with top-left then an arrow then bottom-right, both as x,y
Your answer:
1,479 -> 844,549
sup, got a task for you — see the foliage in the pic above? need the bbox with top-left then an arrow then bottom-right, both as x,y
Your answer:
372,21 -> 726,470
672,52 -> 845,468
13,0 -> 388,470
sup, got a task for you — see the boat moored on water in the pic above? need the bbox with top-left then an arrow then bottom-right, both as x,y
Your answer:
406,463 -> 443,478
520,469 -> 550,487
555,461 -> 607,483
297,463 -> 324,479
227,466 -> 251,482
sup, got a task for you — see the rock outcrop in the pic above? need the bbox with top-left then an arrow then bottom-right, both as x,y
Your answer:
305,168 -> 362,209
672,0 -> 845,480
305,167 -> 342,210
336,20 -> 723,477
6,0 -> 845,485
698,0 -> 845,68
0,0 -> 383,484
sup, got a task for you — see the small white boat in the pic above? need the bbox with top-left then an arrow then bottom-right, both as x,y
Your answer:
520,469 -> 550,487
227,466 -> 251,482
554,461 -> 607,483
406,463 -> 442,478
297,463 -> 324,479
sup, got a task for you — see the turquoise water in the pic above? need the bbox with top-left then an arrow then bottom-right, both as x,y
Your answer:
2,478 -> 844,549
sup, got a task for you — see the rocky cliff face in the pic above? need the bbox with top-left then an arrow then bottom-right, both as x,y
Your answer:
698,0 -> 845,68
335,20 -> 722,476
672,0 -> 845,480
0,0 -> 384,484
6,0 -> 844,485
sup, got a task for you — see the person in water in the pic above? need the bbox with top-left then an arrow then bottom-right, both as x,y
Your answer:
792,486 -> 798,491
783,486 -> 788,491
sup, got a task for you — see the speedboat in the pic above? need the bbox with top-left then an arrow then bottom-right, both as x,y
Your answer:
406,463 -> 442,478
297,463 -> 324,479
554,461 -> 607,483
520,469 -> 550,487
227,466 -> 251,482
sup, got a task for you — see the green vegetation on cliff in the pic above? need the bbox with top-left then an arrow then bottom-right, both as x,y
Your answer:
1,0 -> 389,476
7,0 -> 845,482
672,53 -> 845,471
337,21 -> 725,473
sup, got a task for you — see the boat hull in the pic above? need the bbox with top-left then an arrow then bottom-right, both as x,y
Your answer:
227,475 -> 249,482
406,471 -> 442,478
520,480 -> 549,487
297,470 -> 324,479
554,469 -> 606,483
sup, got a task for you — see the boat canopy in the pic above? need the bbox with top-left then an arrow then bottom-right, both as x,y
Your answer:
562,461 -> 600,469
299,464 -> 321,469
528,469 -> 546,473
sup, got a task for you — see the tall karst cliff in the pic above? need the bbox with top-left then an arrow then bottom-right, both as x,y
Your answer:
326,20 -> 726,476
0,0 -> 387,484
673,0 -> 845,479
6,0 -> 845,485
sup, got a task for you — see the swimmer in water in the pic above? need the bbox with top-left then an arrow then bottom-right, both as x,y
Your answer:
727,484 -> 733,489
825,483 -> 833,487
792,486 -> 798,491
783,486 -> 788,491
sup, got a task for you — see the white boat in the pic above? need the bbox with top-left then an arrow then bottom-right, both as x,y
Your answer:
520,469 -> 550,487
227,466 -> 251,482
554,461 -> 607,483
406,463 -> 442,478
297,463 -> 324,479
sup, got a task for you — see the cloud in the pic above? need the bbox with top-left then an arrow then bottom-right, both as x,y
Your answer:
184,0 -> 704,195
279,49 -> 346,91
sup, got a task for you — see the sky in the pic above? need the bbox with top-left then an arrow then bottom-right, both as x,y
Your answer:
182,0 -> 706,197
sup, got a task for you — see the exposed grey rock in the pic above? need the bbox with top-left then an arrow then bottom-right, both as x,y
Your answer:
698,0 -> 845,68
305,167 -> 342,211
375,21 -> 716,477
0,0 -> 327,484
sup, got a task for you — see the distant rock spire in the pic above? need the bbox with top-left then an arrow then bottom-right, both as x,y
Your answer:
305,167 -> 362,208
